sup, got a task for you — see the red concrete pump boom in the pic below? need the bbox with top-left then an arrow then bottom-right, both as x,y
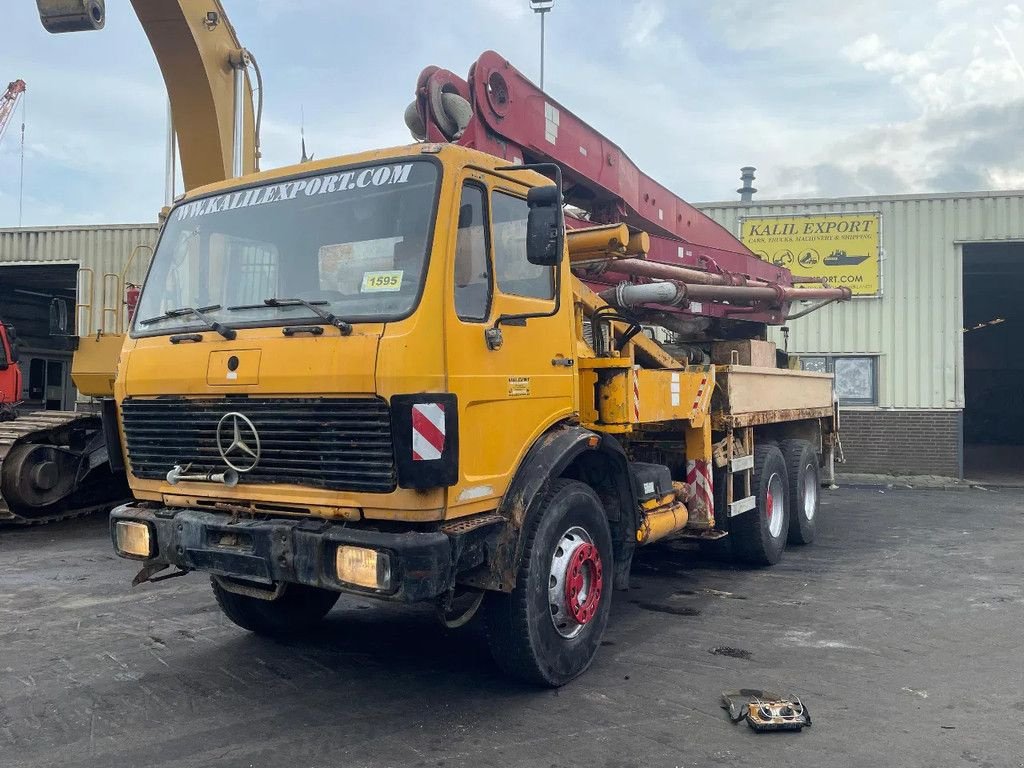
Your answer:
406,51 -> 849,326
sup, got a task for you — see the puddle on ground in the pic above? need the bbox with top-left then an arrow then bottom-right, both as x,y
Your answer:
631,600 -> 701,617
710,646 -> 752,660
671,588 -> 747,600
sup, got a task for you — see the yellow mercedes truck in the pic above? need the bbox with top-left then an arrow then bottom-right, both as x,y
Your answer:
108,136 -> 844,685
37,0 -> 848,688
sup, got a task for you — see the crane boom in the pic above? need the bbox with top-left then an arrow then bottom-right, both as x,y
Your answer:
35,0 -> 258,190
0,80 -> 27,148
406,51 -> 848,325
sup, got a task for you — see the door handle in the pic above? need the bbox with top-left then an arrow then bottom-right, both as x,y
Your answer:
551,357 -> 574,367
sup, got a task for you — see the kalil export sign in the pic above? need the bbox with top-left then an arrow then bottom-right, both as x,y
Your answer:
739,212 -> 881,297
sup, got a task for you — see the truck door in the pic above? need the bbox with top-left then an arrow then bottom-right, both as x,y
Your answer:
444,172 -> 576,514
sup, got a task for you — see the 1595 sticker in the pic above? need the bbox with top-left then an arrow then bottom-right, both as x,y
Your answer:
361,270 -> 404,292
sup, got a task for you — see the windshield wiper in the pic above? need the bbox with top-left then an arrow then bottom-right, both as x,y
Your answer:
227,298 -> 353,335
138,304 -> 237,340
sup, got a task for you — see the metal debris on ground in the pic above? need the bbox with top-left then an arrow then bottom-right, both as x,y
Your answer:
721,689 -> 812,732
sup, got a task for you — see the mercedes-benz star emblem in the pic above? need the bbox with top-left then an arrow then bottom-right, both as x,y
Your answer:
216,412 -> 261,473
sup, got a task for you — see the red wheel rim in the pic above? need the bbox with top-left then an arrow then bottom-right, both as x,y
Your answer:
564,542 -> 603,625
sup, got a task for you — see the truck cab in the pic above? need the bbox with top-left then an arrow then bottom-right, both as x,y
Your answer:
110,144 -> 621,681
115,143 -> 577,519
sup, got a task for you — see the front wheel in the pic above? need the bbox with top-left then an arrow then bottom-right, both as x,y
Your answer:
212,578 -> 340,637
485,479 -> 613,687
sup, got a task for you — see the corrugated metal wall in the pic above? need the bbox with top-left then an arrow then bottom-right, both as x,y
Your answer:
699,192 -> 1024,409
0,224 -> 160,335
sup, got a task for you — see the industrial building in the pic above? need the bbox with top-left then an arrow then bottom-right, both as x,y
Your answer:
701,189 -> 1024,481
4,187 -> 1024,483
0,224 -> 157,409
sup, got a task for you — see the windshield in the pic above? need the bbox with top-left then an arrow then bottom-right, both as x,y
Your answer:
134,159 -> 439,334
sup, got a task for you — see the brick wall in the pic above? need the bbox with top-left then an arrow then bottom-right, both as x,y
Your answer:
838,409 -> 962,477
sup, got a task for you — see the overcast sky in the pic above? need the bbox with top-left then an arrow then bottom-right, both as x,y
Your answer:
1,0 -> 1022,227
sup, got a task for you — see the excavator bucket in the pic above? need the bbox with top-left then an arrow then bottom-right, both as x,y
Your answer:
36,0 -> 105,33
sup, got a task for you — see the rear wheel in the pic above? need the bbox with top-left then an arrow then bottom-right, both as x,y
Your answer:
212,578 -> 339,637
730,444 -> 789,566
781,439 -> 820,545
485,479 -> 612,687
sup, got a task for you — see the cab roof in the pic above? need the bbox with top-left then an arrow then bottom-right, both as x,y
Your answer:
180,143 -> 546,201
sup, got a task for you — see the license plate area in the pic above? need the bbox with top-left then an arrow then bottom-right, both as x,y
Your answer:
205,528 -> 256,551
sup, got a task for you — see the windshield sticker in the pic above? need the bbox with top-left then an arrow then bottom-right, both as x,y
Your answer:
361,270 -> 404,293
173,163 -> 415,222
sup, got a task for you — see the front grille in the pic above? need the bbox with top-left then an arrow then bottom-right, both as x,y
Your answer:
121,397 -> 396,493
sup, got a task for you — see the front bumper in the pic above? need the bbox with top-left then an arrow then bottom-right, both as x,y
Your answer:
110,503 -> 458,602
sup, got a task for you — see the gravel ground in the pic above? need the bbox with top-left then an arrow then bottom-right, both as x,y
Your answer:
1,486 -> 1022,768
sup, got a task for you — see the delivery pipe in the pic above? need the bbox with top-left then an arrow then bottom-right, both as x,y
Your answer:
600,259 -> 849,301
599,280 -> 849,310
609,258 -> 757,286
687,282 -> 848,302
605,258 -> 848,299
602,282 -> 686,308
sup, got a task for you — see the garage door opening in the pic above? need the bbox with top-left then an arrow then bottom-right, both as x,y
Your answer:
0,264 -> 79,411
962,242 -> 1024,484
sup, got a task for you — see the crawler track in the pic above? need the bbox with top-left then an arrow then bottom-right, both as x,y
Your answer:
0,410 -> 123,525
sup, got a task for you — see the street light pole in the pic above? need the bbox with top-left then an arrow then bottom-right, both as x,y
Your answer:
540,11 -> 545,89
530,1 -> 554,90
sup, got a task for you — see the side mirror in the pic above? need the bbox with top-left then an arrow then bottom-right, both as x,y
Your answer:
526,185 -> 563,267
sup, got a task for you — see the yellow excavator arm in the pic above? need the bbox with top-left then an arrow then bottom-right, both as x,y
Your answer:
35,0 -> 262,398
0,0 -> 262,524
36,0 -> 259,190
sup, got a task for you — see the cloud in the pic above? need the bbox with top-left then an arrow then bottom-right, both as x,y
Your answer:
771,97 -> 1024,198
471,0 -> 530,22
625,1 -> 666,47
2,0 -> 1024,225
761,2 -> 1024,198
841,21 -> 1021,114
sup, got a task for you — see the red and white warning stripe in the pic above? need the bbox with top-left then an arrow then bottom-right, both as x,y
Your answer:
686,459 -> 714,518
411,403 -> 446,461
690,365 -> 712,418
633,365 -> 641,423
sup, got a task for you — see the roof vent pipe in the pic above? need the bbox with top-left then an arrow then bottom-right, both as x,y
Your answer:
738,166 -> 757,202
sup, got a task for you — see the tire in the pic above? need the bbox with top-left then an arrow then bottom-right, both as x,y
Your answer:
485,479 -> 613,687
212,578 -> 340,637
729,443 -> 789,566
780,439 -> 820,545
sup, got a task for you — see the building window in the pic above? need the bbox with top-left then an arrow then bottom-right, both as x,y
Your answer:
799,354 -> 878,406
230,241 -> 279,306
